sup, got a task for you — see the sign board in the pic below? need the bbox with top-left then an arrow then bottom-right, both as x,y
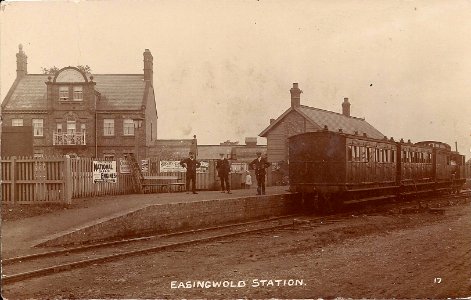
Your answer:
230,162 -> 247,173
197,161 -> 209,173
93,161 -> 117,183
159,160 -> 209,173
141,159 -> 149,173
160,161 -> 186,173
119,159 -> 131,174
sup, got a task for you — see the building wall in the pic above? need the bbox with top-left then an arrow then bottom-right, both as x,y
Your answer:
1,126 -> 34,157
265,110 -> 320,185
266,110 -> 319,163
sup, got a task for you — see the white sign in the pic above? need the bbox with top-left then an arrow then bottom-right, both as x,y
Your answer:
119,159 -> 130,174
230,162 -> 247,173
197,161 -> 209,173
160,161 -> 186,173
93,161 -> 117,183
159,160 -> 209,173
141,159 -> 149,173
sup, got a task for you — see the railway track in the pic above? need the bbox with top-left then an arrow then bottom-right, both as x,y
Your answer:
3,191 -> 469,285
1,214 -> 311,284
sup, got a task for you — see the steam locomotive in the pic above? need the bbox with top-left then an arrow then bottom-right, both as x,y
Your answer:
288,130 -> 466,212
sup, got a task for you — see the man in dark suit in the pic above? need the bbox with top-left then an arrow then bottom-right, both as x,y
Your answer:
250,151 -> 270,195
180,151 -> 201,194
216,153 -> 231,194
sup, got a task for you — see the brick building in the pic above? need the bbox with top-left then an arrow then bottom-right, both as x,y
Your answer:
259,83 -> 384,185
1,45 -> 157,159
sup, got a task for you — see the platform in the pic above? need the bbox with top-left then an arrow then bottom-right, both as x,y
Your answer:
1,186 -> 300,258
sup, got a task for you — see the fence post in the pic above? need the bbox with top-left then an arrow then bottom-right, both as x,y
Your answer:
11,156 -> 16,203
63,155 -> 72,204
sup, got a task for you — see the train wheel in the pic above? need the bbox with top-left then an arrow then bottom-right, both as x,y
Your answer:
318,193 -> 333,214
318,193 -> 343,214
302,193 -> 319,213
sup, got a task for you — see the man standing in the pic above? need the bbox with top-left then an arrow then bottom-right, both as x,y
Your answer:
180,151 -> 201,194
216,153 -> 231,194
250,151 -> 270,195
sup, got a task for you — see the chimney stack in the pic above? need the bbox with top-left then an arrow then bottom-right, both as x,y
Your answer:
342,97 -> 350,117
143,49 -> 153,86
16,44 -> 27,78
290,83 -> 302,108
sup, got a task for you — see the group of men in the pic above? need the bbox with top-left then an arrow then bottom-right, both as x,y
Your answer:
179,151 -> 270,195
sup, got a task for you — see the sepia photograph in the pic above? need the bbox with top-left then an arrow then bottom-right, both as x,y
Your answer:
1,0 -> 470,299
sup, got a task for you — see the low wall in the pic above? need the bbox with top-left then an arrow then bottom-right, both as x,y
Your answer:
36,192 -> 301,247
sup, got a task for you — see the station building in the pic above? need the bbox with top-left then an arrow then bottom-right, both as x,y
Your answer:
259,83 -> 384,185
1,45 -> 158,159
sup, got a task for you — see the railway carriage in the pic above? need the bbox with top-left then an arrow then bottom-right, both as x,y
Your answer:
289,131 -> 466,212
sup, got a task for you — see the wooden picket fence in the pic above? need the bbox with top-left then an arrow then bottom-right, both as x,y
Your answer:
1,156 -> 244,204
1,156 -> 72,204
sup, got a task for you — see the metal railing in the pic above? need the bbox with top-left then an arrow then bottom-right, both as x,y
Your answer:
53,132 -> 86,145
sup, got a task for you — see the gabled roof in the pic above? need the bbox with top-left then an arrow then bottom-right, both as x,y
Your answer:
259,105 -> 384,139
2,74 -> 148,111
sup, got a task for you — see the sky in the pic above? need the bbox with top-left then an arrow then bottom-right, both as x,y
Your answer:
1,0 -> 470,155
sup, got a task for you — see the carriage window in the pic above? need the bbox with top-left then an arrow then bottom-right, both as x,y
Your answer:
348,146 -> 353,161
366,147 -> 371,162
360,147 -> 366,162
391,150 -> 395,163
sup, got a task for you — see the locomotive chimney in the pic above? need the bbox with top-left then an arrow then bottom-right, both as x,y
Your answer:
342,97 -> 350,117
290,83 -> 302,108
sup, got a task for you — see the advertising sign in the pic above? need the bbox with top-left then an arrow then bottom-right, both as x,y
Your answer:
160,161 -> 186,173
197,161 -> 209,173
93,160 -> 117,183
230,162 -> 247,173
119,159 -> 131,174
141,159 -> 149,173
159,160 -> 209,173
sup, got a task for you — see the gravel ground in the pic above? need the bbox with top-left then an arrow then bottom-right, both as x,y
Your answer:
2,199 -> 470,299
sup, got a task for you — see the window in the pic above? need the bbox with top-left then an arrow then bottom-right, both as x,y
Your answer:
347,146 -> 353,161
123,119 -> 134,136
67,121 -> 76,134
57,123 -> 63,133
33,119 -> 43,136
12,119 -> 23,126
104,119 -> 114,136
59,86 -> 69,100
81,124 -> 86,133
73,86 -> 83,101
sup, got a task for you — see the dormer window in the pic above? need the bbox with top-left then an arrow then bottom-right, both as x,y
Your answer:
59,86 -> 69,101
73,86 -> 83,101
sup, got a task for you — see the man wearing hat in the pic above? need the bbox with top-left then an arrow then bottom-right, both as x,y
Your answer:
250,151 -> 271,195
216,153 -> 232,194
180,151 -> 201,194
